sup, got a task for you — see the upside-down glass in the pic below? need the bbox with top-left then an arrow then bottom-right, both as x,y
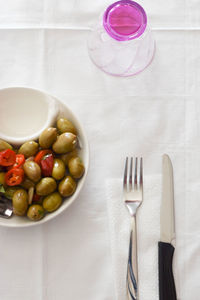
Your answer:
88,0 -> 155,76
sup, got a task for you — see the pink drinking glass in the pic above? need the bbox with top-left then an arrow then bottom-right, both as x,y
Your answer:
88,0 -> 155,76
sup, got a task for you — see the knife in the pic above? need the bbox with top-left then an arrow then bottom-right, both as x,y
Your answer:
158,154 -> 177,300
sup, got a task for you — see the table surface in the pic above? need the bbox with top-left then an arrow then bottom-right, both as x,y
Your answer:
0,0 -> 200,299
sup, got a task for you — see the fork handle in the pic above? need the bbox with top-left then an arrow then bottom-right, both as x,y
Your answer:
127,217 -> 138,300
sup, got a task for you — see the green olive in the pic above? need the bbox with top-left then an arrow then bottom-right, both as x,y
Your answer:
57,118 -> 77,135
27,204 -> 44,221
18,141 -> 39,158
60,149 -> 78,166
23,161 -> 41,183
39,127 -> 57,149
53,133 -> 77,154
0,172 -> 6,186
36,177 -> 57,196
43,192 -> 62,212
58,175 -> 76,197
20,177 -> 35,189
4,186 -> 20,199
12,189 -> 28,216
68,156 -> 85,179
52,158 -> 66,180
0,139 -> 13,151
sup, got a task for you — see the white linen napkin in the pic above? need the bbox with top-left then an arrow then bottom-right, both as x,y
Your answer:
106,175 -> 161,300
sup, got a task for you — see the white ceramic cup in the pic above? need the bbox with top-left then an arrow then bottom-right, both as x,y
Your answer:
0,87 -> 59,145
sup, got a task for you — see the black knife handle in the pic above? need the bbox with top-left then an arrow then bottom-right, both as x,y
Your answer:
158,242 -> 177,300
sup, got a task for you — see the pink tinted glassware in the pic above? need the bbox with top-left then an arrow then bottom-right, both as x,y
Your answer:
88,0 -> 155,76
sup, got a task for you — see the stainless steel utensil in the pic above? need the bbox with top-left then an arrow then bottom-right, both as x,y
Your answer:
158,154 -> 177,300
123,157 -> 143,300
0,195 -> 13,218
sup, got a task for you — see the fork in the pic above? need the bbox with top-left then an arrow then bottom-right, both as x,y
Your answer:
123,157 -> 143,300
0,195 -> 13,218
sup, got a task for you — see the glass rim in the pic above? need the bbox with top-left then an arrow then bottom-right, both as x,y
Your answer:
103,0 -> 147,41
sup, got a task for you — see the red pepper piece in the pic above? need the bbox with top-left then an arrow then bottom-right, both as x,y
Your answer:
32,194 -> 41,202
34,150 -> 52,165
41,154 -> 54,177
0,149 -> 16,166
13,154 -> 25,168
5,168 -> 24,186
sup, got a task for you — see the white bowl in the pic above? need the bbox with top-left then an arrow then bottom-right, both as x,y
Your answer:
0,87 -> 89,228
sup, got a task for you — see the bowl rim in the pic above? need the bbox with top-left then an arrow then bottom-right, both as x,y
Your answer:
0,86 -> 90,228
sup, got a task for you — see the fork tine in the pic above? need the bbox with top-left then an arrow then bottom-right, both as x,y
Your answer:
123,157 -> 128,188
129,157 -> 133,188
134,157 -> 138,188
140,157 -> 143,189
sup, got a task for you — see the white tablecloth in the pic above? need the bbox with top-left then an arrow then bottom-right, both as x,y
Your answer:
0,0 -> 200,299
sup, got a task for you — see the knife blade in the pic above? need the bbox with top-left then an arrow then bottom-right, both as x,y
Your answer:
158,154 -> 177,300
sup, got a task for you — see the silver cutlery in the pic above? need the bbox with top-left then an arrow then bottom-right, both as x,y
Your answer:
158,154 -> 177,300
123,157 -> 143,300
0,195 -> 13,218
